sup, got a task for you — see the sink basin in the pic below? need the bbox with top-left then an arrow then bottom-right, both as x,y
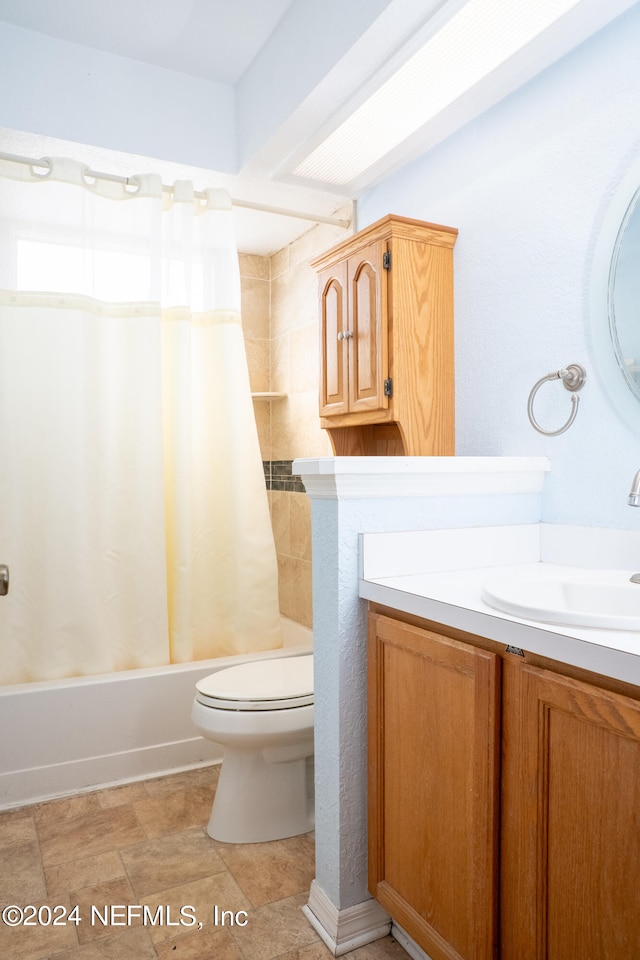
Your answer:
481,570 -> 640,630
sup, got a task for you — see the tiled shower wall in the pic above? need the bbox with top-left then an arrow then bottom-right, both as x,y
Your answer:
239,209 -> 351,628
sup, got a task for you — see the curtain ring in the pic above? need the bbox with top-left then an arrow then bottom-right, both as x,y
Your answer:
527,363 -> 586,436
31,157 -> 52,179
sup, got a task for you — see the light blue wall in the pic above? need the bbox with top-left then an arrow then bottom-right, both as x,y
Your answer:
0,22 -> 236,172
358,3 -> 640,530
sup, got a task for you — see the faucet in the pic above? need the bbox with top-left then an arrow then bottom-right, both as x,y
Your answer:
628,471 -> 640,582
629,470 -> 640,507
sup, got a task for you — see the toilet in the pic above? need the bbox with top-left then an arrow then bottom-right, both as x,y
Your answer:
192,654 -> 314,843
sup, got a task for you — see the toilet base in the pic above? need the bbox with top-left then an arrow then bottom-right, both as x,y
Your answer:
208,747 -> 314,843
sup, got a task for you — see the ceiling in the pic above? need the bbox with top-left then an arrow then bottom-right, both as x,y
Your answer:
0,0 -> 296,85
0,0 -> 352,254
0,0 -> 637,254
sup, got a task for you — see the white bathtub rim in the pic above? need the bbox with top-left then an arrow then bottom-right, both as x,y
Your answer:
0,615 -> 312,697
0,616 -> 312,810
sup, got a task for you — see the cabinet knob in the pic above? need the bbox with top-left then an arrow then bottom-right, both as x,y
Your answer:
337,331 -> 353,341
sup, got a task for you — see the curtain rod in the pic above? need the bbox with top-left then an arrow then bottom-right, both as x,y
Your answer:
0,150 -> 351,229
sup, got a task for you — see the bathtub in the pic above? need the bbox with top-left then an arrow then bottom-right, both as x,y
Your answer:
0,616 -> 312,810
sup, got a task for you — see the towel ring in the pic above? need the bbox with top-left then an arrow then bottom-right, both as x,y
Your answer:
527,363 -> 587,436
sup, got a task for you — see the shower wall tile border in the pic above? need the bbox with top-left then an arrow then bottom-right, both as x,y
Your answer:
263,460 -> 305,493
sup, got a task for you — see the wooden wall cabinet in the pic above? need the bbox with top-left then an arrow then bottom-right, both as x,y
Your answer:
311,215 -> 457,456
368,609 -> 640,960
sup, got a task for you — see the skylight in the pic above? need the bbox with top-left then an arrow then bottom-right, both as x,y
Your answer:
292,0 -> 583,187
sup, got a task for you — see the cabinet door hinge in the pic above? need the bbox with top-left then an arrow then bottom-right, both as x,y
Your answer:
384,378 -> 393,397
383,250 -> 391,270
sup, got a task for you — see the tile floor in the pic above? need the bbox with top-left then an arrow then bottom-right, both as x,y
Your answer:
0,765 -> 408,960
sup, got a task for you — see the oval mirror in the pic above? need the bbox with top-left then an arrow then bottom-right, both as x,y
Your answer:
591,153 -> 640,433
609,186 -> 640,402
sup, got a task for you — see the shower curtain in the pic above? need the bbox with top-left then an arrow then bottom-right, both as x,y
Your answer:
0,156 -> 282,685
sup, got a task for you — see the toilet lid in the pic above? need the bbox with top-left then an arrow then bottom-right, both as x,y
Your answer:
195,654 -> 313,711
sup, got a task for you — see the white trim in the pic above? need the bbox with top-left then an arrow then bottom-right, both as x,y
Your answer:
303,880 -> 391,956
391,922 -> 434,960
0,740 -> 220,811
294,456 -> 550,500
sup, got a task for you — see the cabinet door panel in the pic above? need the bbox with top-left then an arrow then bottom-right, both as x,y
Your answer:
501,660 -> 640,960
319,264 -> 349,416
368,613 -> 500,960
348,243 -> 388,413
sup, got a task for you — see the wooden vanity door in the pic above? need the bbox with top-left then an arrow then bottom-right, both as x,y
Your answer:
368,613 -> 501,960
501,659 -> 640,960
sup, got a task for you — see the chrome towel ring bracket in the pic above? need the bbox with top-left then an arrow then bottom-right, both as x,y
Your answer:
527,363 -> 587,436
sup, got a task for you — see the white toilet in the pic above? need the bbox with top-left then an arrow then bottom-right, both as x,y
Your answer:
192,654 -> 314,843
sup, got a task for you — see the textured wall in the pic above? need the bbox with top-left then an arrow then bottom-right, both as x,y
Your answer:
358,4 -> 640,531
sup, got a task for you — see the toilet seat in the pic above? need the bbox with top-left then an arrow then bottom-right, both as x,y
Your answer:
195,654 -> 313,711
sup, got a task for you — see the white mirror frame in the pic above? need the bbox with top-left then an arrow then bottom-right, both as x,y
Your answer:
590,152 -> 640,434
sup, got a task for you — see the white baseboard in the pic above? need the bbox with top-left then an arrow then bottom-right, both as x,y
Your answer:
0,737 -> 220,809
302,879 -> 391,956
391,922 -> 434,960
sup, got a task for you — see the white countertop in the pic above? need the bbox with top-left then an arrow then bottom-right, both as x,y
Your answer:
359,526 -> 640,687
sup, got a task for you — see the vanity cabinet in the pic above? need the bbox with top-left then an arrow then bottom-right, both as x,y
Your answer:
368,609 -> 640,960
368,612 -> 500,960
500,659 -> 640,960
311,215 -> 457,456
